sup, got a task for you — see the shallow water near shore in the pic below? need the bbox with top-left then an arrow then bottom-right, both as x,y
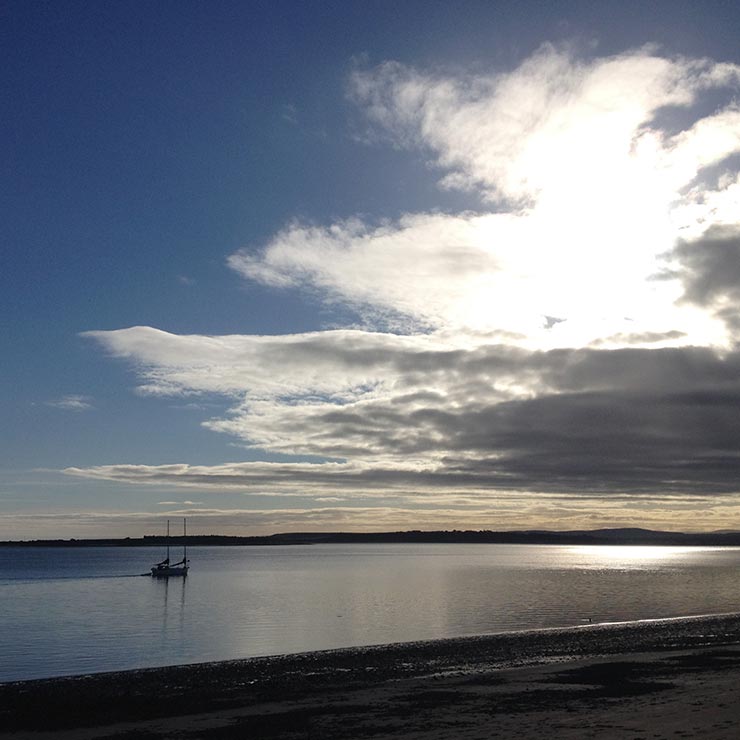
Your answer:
3,543 -> 740,682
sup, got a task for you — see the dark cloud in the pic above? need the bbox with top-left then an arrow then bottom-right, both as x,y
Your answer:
439,387 -> 740,494
204,345 -> 740,496
298,387 -> 740,495
671,226 -> 740,331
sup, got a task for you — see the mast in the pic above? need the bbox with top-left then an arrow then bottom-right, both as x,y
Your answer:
166,519 -> 170,562
183,517 -> 187,563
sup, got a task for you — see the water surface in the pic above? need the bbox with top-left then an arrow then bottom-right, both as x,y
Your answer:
3,543 -> 740,682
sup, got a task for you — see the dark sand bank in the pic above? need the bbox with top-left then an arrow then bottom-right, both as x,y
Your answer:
4,613 -> 740,739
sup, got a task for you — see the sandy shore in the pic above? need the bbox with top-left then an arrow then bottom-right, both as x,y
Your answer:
3,613 -> 740,739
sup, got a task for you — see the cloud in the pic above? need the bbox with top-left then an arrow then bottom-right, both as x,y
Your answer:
77,46 -> 740,526
667,225 -> 740,334
281,103 -> 298,125
349,46 -> 740,203
77,326 -> 740,495
230,47 -> 740,347
228,213 -> 503,332
157,500 -> 203,506
82,324 -> 478,398
45,395 -> 94,412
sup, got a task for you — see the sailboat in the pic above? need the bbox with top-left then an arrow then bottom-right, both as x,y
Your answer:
151,518 -> 189,577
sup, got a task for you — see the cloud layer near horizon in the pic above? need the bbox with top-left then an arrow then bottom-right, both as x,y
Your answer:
9,494 -> 740,539
74,46 -> 740,527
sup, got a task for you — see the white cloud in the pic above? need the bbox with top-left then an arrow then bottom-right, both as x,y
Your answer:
83,325 -> 475,398
230,47 -> 740,348
228,213 -> 503,332
349,46 -> 740,203
45,395 -> 94,412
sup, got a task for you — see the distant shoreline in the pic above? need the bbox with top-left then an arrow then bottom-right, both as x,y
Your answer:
4,527 -> 740,547
3,613 -> 740,738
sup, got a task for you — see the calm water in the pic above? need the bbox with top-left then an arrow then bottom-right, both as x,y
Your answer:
3,543 -> 740,682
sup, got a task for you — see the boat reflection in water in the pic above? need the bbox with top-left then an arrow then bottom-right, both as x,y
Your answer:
151,518 -> 189,577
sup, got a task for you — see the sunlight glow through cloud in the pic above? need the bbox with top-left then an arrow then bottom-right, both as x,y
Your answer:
229,47 -> 740,348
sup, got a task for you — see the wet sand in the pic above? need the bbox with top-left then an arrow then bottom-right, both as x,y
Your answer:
3,613 -> 740,739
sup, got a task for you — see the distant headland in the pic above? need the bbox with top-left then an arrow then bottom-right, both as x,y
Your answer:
4,527 -> 740,547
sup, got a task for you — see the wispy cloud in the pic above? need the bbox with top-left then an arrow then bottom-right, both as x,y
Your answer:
281,103 -> 298,125
45,395 -> 94,412
157,500 -> 203,506
349,46 -> 740,203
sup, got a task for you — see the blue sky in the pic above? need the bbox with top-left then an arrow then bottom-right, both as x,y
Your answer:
3,0 -> 740,538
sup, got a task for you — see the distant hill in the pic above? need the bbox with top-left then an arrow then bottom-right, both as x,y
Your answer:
4,528 -> 740,547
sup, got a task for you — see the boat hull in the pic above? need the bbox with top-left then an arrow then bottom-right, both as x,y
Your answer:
151,566 -> 189,578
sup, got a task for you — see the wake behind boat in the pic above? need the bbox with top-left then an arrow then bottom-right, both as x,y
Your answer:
151,518 -> 189,577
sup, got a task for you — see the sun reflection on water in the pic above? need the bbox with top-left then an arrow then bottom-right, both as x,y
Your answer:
571,545 -> 716,567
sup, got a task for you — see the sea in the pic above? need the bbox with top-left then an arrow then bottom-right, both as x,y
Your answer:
3,543 -> 740,682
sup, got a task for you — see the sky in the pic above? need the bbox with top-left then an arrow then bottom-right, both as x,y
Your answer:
3,0 -> 740,538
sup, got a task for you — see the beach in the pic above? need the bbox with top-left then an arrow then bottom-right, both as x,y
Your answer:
3,613 -> 740,739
